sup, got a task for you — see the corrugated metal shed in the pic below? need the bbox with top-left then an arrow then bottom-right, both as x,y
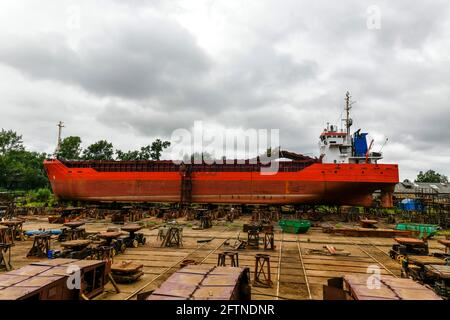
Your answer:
395,180 -> 450,194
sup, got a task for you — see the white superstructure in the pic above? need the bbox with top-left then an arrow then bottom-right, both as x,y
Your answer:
319,92 -> 384,165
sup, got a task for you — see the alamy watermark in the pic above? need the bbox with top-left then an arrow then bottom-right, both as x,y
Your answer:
366,265 -> 381,289
366,5 -> 381,30
169,121 -> 280,175
66,265 -> 81,290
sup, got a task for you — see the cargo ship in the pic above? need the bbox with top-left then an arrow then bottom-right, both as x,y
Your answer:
44,93 -> 399,207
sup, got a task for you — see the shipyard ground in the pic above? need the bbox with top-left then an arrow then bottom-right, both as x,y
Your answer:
5,216 -> 448,300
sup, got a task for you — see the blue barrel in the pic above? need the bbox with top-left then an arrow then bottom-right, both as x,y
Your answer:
47,249 -> 54,259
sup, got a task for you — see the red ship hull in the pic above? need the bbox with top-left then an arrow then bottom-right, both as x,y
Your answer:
44,159 -> 399,207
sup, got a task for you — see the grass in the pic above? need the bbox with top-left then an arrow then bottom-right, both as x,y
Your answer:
437,229 -> 450,236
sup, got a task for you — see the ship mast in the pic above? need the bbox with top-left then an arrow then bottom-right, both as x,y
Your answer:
344,91 -> 354,136
54,121 -> 65,157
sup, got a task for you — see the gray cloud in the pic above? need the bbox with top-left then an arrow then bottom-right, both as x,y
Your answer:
0,0 -> 449,181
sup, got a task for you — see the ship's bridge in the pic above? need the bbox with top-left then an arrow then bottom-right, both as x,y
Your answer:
319,124 -> 383,164
319,124 -> 352,164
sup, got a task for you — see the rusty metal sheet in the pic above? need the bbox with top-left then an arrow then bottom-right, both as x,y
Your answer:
209,266 -> 245,275
60,240 -> 91,248
391,287 -> 442,300
201,274 -> 240,286
165,273 -> 205,286
147,295 -> 186,300
325,227 -> 412,238
63,221 -> 85,228
8,265 -> 51,276
0,274 -> 29,287
15,276 -> 65,288
38,267 -> 70,277
192,286 -> 235,300
408,255 -> 445,266
180,265 -> 214,274
63,259 -> 105,269
152,283 -> 197,299
111,261 -> 143,273
0,286 -> 40,300
394,238 -> 425,245
31,258 -> 79,267
344,275 -> 442,300
98,231 -> 122,239
348,284 -> 398,300
382,277 -> 426,290
0,220 -> 23,227
121,225 -> 142,232
425,265 -> 450,279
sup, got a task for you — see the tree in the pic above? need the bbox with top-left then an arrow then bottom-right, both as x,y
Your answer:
0,129 -> 24,155
0,150 -> 49,190
149,139 -> 171,160
136,139 -> 171,160
82,140 -> 114,160
415,170 -> 448,183
0,129 -> 48,190
57,136 -> 82,160
116,150 -> 140,161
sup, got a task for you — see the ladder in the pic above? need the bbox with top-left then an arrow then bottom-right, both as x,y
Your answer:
179,164 -> 192,207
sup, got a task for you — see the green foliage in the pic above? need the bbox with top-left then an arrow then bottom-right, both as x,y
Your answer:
415,170 -> 448,183
149,139 -> 171,160
0,129 -> 49,191
19,188 -> 56,207
0,129 -> 24,155
57,136 -> 82,160
82,140 -> 114,160
116,139 -> 171,161
115,149 -> 141,161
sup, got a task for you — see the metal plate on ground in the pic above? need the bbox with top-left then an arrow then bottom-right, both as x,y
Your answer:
394,238 -> 425,245
31,259 -> 78,267
121,225 -> 142,232
192,286 -> 236,300
425,265 -> 450,279
15,275 -> 65,288
165,273 -> 206,286
408,255 -> 445,266
38,267 -> 70,277
7,265 -> 51,276
63,259 -> 105,269
209,266 -> 245,275
344,275 -> 442,300
0,274 -> 29,287
0,286 -> 40,300
348,284 -> 398,300
152,283 -> 198,299
60,240 -> 91,248
180,265 -> 214,274
201,274 -> 241,286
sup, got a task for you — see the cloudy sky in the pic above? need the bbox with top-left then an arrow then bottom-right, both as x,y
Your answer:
0,0 -> 449,180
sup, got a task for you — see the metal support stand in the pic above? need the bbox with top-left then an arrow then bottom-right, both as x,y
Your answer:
253,254 -> 272,287
248,230 -> 260,248
264,232 -> 275,250
0,243 -> 12,271
217,251 -> 239,267
200,215 -> 212,229
27,234 -> 51,258
161,227 -> 183,247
